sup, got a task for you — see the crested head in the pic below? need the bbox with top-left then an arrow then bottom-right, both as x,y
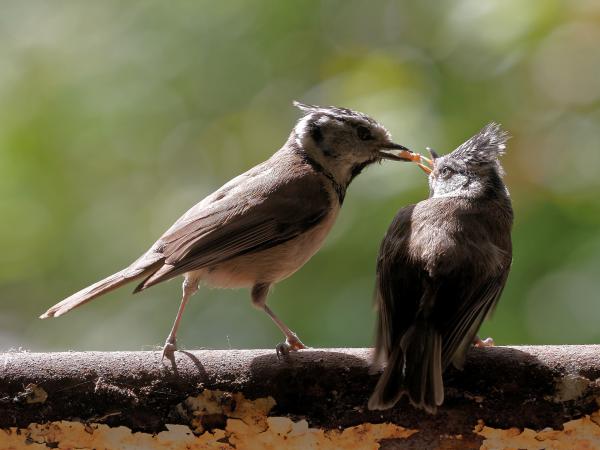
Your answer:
449,122 -> 509,173
429,122 -> 510,200
293,101 -> 383,126
293,101 -> 392,150
291,101 -> 412,188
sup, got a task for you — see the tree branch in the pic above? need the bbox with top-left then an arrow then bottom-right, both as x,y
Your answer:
1,346 -> 599,449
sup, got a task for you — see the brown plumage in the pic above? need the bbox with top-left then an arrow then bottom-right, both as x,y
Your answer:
40,154 -> 331,317
369,123 -> 513,412
41,101 -> 415,359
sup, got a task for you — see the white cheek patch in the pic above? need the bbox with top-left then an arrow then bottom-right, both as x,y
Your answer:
433,190 -> 461,199
432,176 -> 485,199
431,174 -> 466,198
294,115 -> 336,148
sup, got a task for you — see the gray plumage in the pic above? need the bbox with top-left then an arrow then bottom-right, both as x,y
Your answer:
41,101 -> 414,358
369,123 -> 513,412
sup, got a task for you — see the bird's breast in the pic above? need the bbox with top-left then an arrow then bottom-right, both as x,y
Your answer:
408,199 -> 511,278
198,204 -> 340,289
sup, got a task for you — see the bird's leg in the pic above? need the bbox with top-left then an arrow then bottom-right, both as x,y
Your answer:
473,335 -> 495,347
162,275 -> 200,360
251,283 -> 308,357
264,304 -> 308,357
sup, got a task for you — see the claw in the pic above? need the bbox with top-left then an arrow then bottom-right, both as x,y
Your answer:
473,336 -> 495,348
161,337 -> 178,361
275,333 -> 308,359
276,342 -> 290,359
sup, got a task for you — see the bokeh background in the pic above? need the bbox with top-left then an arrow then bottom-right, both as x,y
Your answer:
1,0 -> 599,351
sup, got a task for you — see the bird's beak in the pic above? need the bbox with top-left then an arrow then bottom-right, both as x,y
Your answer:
378,143 -> 419,162
415,147 -> 438,175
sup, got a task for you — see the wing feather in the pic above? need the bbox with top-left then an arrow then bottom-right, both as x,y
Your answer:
373,205 -> 420,363
138,165 -> 332,289
440,269 -> 510,369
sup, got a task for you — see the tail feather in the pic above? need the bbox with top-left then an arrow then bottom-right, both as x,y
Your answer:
40,258 -> 163,318
132,263 -> 175,293
368,344 -> 405,410
402,323 -> 443,412
369,321 -> 443,413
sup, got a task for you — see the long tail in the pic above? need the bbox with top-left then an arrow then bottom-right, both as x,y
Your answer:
369,321 -> 444,413
40,256 -> 163,319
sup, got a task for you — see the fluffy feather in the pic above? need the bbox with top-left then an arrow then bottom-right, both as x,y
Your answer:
369,123 -> 513,412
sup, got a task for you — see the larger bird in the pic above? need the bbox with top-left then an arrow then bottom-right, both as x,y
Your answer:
41,101 -> 417,359
369,123 -> 513,412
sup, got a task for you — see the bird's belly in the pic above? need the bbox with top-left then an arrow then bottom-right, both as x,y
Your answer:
197,209 -> 339,289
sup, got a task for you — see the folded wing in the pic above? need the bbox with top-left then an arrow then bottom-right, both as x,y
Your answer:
136,168 -> 332,290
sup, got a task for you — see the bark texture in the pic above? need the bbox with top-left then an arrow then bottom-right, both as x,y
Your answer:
1,346 -> 599,449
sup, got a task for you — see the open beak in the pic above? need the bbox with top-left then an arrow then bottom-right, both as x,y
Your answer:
416,147 -> 438,175
378,143 -> 420,162
417,158 -> 432,174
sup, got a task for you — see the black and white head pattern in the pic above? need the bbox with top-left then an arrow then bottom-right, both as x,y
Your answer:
292,101 -> 396,184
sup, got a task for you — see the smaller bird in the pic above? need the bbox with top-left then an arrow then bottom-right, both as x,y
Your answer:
40,101 -> 418,360
369,123 -> 513,413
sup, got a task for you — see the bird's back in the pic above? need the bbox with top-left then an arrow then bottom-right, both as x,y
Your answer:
372,194 -> 513,410
408,196 -> 512,278
378,194 -> 513,342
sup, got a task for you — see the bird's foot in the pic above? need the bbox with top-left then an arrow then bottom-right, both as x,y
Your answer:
473,336 -> 495,347
162,337 -> 178,360
276,333 -> 308,358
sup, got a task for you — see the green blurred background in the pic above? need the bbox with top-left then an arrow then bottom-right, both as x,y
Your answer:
1,0 -> 599,352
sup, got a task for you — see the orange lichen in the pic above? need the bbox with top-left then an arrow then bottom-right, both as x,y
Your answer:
1,421 -> 229,450
3,388 -> 599,449
477,410 -> 600,450
0,390 -> 416,450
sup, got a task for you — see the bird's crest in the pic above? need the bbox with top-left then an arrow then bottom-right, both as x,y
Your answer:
450,122 -> 509,166
293,101 -> 377,125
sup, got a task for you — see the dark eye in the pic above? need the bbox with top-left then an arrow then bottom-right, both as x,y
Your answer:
356,125 -> 373,141
441,167 -> 453,177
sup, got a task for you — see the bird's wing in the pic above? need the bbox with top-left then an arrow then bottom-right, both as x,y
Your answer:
374,203 -> 511,369
137,166 -> 332,289
438,268 -> 510,370
371,199 -> 512,411
373,205 -> 421,363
